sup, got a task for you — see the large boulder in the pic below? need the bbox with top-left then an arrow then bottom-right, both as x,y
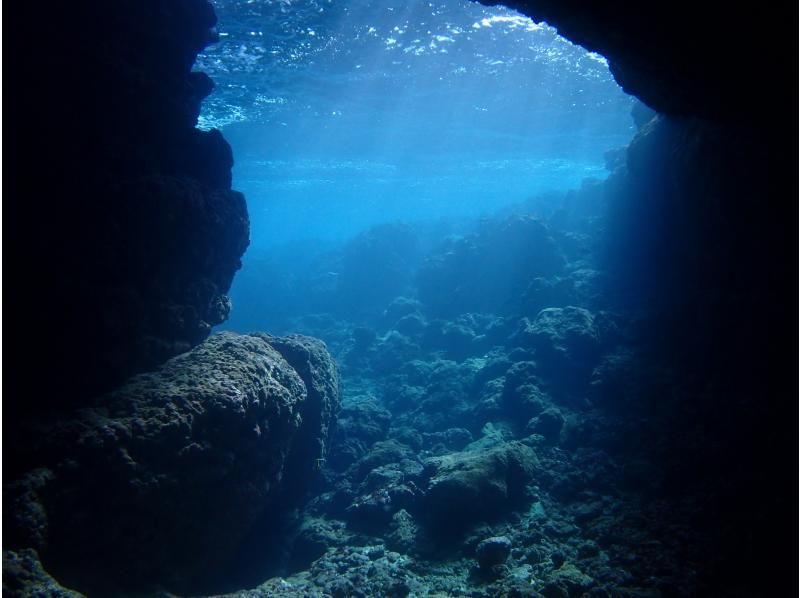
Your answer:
419,441 -> 538,535
4,332 -> 340,596
251,333 -> 342,484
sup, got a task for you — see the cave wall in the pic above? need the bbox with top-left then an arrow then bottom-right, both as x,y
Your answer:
482,1 -> 798,593
493,1 -> 795,123
6,0 -> 250,428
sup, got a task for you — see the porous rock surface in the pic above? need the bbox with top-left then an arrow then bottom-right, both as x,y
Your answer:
5,332 -> 340,596
420,441 -> 539,532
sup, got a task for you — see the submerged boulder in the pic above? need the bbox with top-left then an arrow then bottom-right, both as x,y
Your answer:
5,332 -> 340,596
251,333 -> 341,485
419,441 -> 538,534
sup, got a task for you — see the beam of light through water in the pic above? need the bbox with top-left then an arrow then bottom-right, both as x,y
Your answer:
198,0 -> 635,247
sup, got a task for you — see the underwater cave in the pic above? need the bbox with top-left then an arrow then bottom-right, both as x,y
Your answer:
3,1 -> 798,597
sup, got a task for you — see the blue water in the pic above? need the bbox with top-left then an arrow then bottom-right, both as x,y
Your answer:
198,0 -> 635,250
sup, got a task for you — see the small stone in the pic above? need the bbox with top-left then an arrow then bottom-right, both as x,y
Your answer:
475,536 -> 512,569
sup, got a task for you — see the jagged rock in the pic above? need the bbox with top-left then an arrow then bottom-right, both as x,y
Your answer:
85,174 -> 249,391
6,332 -> 339,596
503,371 -> 551,422
517,307 -> 602,363
345,477 -> 420,531
5,470 -> 53,553
286,517 -> 349,574
251,333 -> 341,482
334,400 -> 392,446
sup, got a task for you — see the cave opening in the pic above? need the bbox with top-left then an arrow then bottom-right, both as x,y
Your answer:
197,0 -> 636,335
4,0 -> 795,595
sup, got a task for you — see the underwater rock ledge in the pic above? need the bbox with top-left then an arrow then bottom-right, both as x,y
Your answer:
4,332 -> 340,596
487,0 -> 793,122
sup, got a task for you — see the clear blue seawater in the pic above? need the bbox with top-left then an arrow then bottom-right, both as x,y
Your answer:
198,0 -> 635,250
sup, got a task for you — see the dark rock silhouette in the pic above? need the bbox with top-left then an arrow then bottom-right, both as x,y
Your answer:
5,332 -> 339,596
7,0 -> 250,421
492,1 -> 793,122
2,550 -> 82,598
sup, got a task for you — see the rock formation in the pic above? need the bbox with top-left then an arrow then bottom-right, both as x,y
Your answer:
7,0 -> 250,421
5,332 -> 340,596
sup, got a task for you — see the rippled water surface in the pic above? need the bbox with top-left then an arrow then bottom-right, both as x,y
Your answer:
199,0 -> 634,245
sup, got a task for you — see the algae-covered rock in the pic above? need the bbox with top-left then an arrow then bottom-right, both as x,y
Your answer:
420,441 -> 538,533
6,332 -> 340,596
252,332 -> 341,483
